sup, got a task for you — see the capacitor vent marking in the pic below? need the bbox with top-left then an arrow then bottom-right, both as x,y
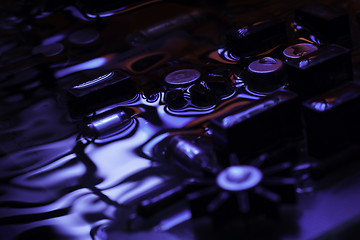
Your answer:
237,27 -> 248,37
72,72 -> 115,89
248,57 -> 283,73
217,166 -> 263,192
165,69 -> 201,85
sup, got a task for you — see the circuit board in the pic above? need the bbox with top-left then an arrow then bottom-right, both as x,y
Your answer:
1,1 -> 360,240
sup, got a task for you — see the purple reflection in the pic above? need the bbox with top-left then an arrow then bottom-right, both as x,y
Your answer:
55,57 -> 107,78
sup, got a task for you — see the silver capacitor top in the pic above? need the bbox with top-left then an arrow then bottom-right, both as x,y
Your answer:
164,69 -> 201,86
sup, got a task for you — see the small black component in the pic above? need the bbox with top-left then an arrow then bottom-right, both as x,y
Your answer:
294,3 -> 352,48
225,18 -> 287,57
189,83 -> 218,107
246,57 -> 287,93
286,44 -> 352,98
165,90 -> 187,109
206,68 -> 234,98
302,82 -> 360,159
211,90 -> 301,162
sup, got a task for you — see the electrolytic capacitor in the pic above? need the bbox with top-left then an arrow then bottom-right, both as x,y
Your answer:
246,57 -> 287,93
164,135 -> 219,175
82,107 -> 132,139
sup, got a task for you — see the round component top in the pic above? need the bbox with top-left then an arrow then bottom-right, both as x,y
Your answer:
248,57 -> 283,73
283,43 -> 318,59
246,57 -> 286,93
164,69 -> 201,86
217,165 -> 263,192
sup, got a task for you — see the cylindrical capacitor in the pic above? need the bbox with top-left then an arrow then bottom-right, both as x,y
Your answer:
166,136 -> 218,175
246,57 -> 287,93
82,107 -> 131,139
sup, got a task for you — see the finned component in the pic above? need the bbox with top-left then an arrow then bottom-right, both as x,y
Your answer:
217,166 -> 263,191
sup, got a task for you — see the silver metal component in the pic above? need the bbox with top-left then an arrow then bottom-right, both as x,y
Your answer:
84,109 -> 131,138
164,69 -> 201,85
167,136 -> 218,174
72,72 -> 115,89
217,165 -> 263,191
283,43 -> 318,59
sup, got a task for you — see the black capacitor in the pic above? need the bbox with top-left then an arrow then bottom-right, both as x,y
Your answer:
205,67 -> 234,98
165,90 -> 187,109
211,90 -> 301,163
225,18 -> 287,58
285,44 -> 352,99
294,3 -> 352,48
64,70 -> 137,118
302,82 -> 360,159
189,83 -> 218,107
246,57 -> 287,93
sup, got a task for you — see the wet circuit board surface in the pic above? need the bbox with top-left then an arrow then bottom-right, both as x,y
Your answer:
1,1 -> 360,239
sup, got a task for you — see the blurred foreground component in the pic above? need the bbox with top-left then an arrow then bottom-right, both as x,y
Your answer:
302,81 -> 360,159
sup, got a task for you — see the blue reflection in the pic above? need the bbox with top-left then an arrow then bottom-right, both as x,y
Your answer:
55,57 -> 107,78
311,101 -> 329,112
